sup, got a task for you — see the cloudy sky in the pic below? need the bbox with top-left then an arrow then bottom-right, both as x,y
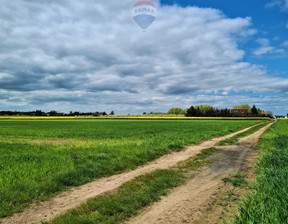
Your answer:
0,0 -> 287,115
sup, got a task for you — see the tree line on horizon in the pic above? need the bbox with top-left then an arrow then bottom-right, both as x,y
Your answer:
0,110 -> 115,116
167,104 -> 273,118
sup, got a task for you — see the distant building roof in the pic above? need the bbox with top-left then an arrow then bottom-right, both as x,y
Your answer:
230,109 -> 248,114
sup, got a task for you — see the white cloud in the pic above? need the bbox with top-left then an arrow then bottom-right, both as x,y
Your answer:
0,1 -> 287,114
256,38 -> 270,46
265,0 -> 288,29
282,40 -> 288,46
253,38 -> 285,56
285,0 -> 288,9
253,46 -> 276,55
265,0 -> 282,8
265,0 -> 288,11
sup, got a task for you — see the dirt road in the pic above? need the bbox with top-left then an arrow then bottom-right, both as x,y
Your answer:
126,122 -> 273,224
0,123 -> 271,224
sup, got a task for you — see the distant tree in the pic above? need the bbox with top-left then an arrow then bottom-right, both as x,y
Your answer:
223,108 -> 231,117
186,105 -> 265,117
207,107 -> 217,117
151,112 -> 165,115
93,112 -> 100,117
251,105 -> 258,116
143,112 -> 147,115
194,105 -> 215,116
194,105 -> 213,111
196,107 -> 201,116
110,111 -> 115,116
186,106 -> 197,117
265,111 -> 273,117
49,110 -> 57,116
265,111 -> 273,115
167,107 -> 185,115
35,110 -> 42,116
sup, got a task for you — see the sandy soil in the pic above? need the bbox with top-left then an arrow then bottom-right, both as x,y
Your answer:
31,140 -> 73,145
125,122 -> 273,224
0,139 -> 77,145
0,123 -> 269,224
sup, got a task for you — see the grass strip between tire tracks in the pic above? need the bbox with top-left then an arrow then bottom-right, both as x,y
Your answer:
217,121 -> 271,146
48,147 -> 217,224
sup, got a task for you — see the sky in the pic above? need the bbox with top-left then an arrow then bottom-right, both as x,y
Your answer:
0,0 -> 287,115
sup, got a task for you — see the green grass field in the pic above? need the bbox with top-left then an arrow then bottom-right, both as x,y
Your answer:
0,119 -> 262,218
230,120 -> 288,223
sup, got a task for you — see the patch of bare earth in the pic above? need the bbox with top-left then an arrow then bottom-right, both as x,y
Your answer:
0,123 -> 270,224
125,123 -> 273,224
0,139 -> 78,145
31,139 -> 73,145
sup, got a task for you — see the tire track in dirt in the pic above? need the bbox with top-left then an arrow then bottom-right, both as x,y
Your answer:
125,122 -> 274,224
0,123 -> 268,224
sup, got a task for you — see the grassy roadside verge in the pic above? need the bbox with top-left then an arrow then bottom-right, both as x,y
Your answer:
228,120 -> 288,223
217,121 -> 271,146
48,148 -> 216,224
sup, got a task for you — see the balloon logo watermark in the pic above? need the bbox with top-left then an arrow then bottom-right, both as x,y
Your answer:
132,1 -> 157,31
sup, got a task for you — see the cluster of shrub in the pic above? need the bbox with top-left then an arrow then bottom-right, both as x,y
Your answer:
67,111 -> 114,116
167,104 -> 273,118
185,106 -> 232,117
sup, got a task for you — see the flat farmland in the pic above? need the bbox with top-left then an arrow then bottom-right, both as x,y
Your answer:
0,119 -> 263,218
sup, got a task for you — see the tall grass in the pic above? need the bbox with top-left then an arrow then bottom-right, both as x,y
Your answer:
230,120 -> 288,223
0,119 -> 261,218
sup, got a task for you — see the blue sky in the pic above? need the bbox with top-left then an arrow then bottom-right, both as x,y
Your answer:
0,0 -> 287,115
